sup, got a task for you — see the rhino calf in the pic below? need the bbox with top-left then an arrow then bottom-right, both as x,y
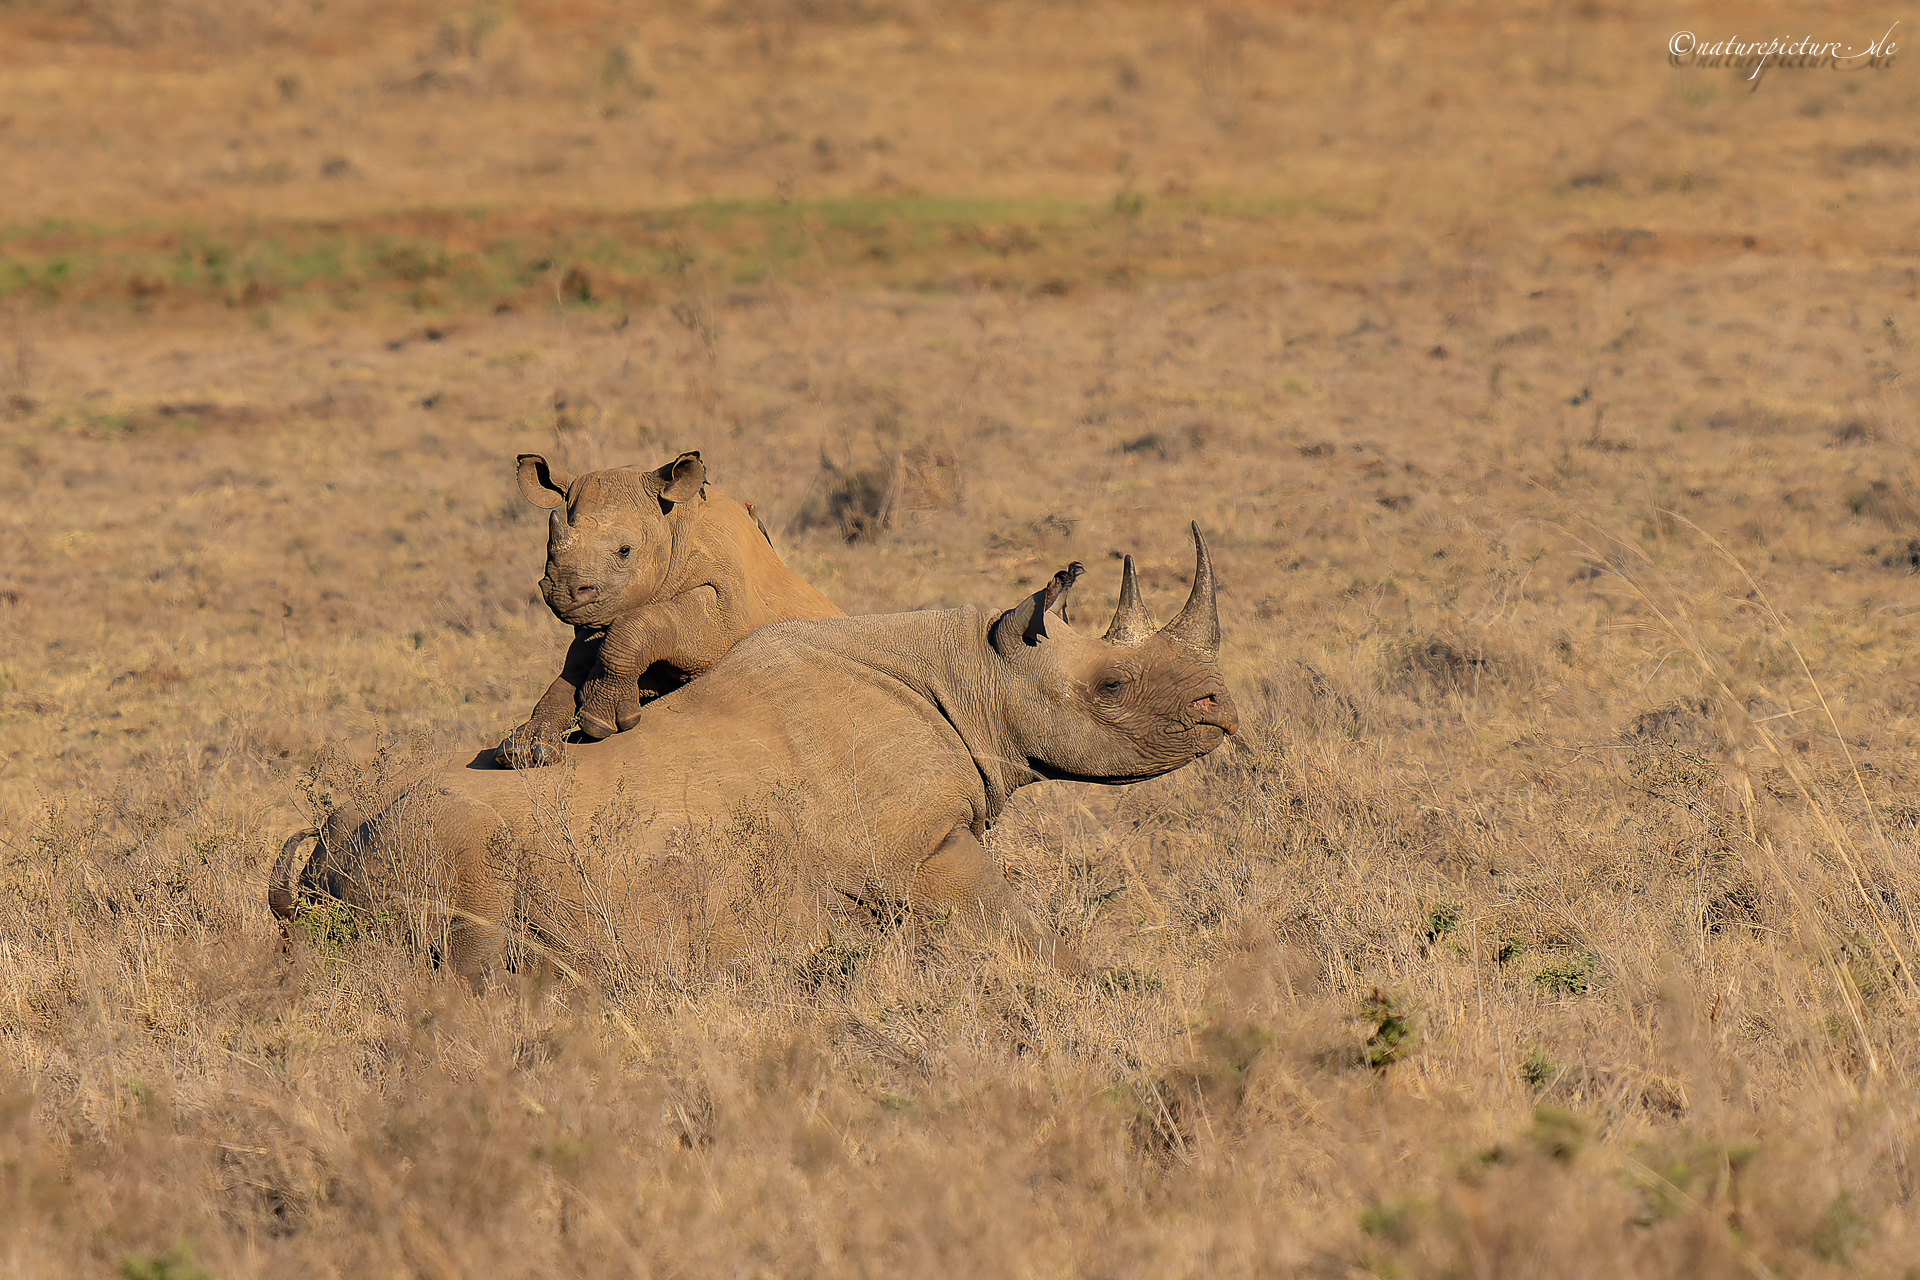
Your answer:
273,526 -> 1238,981
499,449 -> 842,767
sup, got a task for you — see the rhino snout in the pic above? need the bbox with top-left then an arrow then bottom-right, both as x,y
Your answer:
540,573 -> 599,604
1191,692 -> 1238,735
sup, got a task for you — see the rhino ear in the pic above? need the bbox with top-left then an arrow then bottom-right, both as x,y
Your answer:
517,455 -> 571,510
656,451 -> 706,504
991,587 -> 1051,657
990,562 -> 1084,656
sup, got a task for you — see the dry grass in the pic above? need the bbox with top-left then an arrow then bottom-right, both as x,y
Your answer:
4,1 -> 1920,1276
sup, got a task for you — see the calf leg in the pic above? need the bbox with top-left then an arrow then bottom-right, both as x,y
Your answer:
910,826 -> 1083,975
574,667 -> 642,740
577,655 -> 685,738
577,592 -> 723,739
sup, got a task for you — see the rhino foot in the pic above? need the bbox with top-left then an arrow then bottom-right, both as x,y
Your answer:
575,675 -> 626,739
574,707 -> 617,740
495,726 -> 563,769
612,682 -> 646,732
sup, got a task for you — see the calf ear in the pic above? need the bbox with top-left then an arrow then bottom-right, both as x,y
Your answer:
657,451 -> 706,503
516,454 -> 571,509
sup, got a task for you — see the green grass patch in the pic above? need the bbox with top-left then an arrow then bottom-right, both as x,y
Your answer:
1534,953 -> 1598,996
1357,988 -> 1419,1071
1520,1047 -> 1557,1093
0,194 -> 1364,316
121,1246 -> 209,1280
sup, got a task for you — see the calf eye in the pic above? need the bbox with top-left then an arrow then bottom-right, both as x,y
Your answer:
618,545 -> 633,559
1098,677 -> 1127,695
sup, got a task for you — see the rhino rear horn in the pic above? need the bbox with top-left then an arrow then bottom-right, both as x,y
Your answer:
517,454 -> 571,510
1102,555 -> 1157,645
1159,523 -> 1219,657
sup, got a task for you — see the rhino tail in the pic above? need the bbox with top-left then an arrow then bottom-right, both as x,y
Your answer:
268,827 -> 321,920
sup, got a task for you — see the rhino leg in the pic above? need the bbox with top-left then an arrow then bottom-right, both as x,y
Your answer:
378,793 -> 516,985
912,826 -> 1084,976
613,662 -> 689,732
576,662 -> 653,737
443,801 -> 517,984
581,592 -> 727,737
612,680 -> 646,732
574,669 -> 627,740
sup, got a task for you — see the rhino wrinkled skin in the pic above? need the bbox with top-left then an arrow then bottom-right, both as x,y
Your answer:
499,449 -> 842,767
271,527 -> 1237,980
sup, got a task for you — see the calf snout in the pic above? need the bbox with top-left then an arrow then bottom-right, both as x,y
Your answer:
539,574 -> 602,619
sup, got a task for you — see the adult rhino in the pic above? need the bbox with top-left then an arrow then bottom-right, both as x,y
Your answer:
498,449 -> 842,768
271,527 -> 1237,981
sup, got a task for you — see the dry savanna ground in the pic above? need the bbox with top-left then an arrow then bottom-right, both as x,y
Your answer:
3,1 -> 1920,1276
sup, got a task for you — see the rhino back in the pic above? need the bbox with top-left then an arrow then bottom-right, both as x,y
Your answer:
695,490 -> 842,625
449,619 -> 986,881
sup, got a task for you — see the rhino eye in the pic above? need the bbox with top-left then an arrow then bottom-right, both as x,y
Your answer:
1098,677 -> 1127,696
617,545 -> 633,559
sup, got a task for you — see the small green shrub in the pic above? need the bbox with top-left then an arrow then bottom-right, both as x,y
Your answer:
1534,954 -> 1595,996
1358,989 -> 1419,1071
1358,1197 -> 1423,1244
1810,1191 -> 1867,1263
1101,967 -> 1161,995
1528,1106 -> 1584,1163
121,1248 -> 208,1280
291,895 -> 361,956
797,936 -> 867,991
1520,1048 -> 1557,1093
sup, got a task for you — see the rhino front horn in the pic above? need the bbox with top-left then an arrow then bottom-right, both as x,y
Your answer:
548,504 -> 574,551
1160,523 -> 1219,657
1103,555 -> 1157,645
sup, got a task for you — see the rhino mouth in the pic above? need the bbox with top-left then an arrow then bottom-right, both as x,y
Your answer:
552,599 -> 610,625
541,579 -> 613,626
